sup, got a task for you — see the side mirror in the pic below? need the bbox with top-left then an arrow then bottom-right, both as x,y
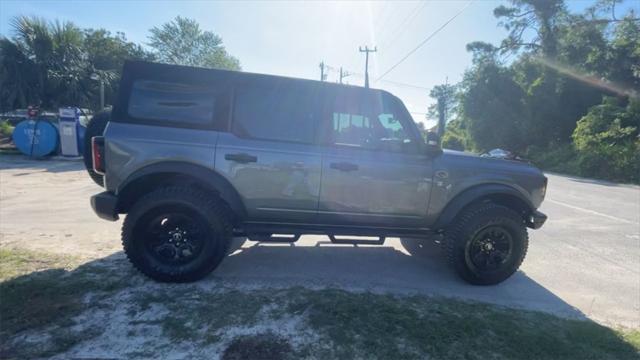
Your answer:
425,131 -> 442,156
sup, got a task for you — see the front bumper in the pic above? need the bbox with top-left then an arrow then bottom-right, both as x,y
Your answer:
527,210 -> 547,229
90,191 -> 119,221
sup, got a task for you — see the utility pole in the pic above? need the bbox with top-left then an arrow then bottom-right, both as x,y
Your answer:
437,97 -> 445,138
339,67 -> 351,84
99,79 -> 104,110
437,76 -> 449,137
319,61 -> 328,81
359,46 -> 377,88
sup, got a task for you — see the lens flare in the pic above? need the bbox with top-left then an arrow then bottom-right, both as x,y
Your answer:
535,57 -> 638,99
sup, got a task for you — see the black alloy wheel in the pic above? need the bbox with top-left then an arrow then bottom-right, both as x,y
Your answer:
465,225 -> 514,273
137,207 -> 206,266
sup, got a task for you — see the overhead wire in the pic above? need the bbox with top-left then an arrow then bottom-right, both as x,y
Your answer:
376,0 -> 474,82
378,1 -> 430,52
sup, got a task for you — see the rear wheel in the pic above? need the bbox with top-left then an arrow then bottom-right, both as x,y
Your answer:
445,203 -> 528,285
122,186 -> 232,282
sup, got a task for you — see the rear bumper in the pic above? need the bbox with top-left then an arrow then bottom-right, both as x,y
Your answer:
90,191 -> 119,221
527,210 -> 547,229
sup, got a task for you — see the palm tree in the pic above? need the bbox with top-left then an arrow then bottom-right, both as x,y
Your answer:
0,38 -> 39,112
0,16 -> 96,111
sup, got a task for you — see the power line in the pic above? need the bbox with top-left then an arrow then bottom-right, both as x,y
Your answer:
378,1 -> 430,51
376,0 -> 474,82
379,78 -> 430,90
350,71 -> 430,90
339,67 -> 351,84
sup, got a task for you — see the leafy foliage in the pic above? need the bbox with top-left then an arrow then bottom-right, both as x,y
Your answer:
494,0 -> 566,56
572,97 -> 640,182
441,119 -> 469,151
461,61 -> 527,152
442,0 -> 639,182
148,16 -> 240,70
0,16 -> 239,112
426,83 -> 458,123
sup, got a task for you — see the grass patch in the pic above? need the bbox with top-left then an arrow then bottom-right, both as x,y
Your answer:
133,289 -> 271,342
0,248 -> 77,280
1,248 -> 638,359
222,332 -> 294,360
136,287 -> 640,360
0,248 -> 133,358
292,289 -> 640,359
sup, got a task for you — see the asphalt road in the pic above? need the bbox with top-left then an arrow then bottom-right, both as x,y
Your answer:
0,156 -> 638,328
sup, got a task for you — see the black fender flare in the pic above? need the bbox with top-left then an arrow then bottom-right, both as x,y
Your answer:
433,184 -> 534,230
116,161 -> 246,218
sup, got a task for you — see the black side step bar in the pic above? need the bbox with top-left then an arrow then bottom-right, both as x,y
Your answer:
247,233 -> 301,243
245,233 -> 386,245
328,235 -> 385,245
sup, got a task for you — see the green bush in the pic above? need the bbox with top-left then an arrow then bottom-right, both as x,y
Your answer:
0,120 -> 14,139
572,97 -> 640,183
442,119 -> 471,151
525,144 -> 581,175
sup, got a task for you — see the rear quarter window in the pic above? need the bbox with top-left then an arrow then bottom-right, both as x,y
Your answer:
128,80 -> 216,126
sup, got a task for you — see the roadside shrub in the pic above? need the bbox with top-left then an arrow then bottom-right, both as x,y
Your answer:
0,120 -> 14,139
525,144 -> 580,175
441,133 -> 465,151
442,119 -> 471,151
572,97 -> 640,183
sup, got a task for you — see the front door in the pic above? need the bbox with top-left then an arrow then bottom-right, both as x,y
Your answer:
317,89 -> 433,228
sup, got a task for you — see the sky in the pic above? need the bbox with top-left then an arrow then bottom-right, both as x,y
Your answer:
1,0 -> 636,127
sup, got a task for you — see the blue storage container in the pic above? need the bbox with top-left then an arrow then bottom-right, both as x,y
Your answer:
12,120 -> 59,157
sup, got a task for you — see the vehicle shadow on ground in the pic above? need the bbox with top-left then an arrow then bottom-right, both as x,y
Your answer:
217,236 -> 585,320
0,154 -> 83,173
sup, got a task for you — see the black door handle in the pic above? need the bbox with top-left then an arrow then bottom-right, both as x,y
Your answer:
225,153 -> 257,163
330,162 -> 359,172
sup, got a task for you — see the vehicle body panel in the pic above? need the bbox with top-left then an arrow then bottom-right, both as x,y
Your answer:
427,150 -> 547,225
318,145 -> 433,228
103,122 -> 218,193
215,132 -> 322,223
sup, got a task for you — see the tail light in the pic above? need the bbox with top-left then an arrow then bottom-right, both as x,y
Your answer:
92,136 -> 105,175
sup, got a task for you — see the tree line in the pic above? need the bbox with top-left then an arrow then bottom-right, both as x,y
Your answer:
431,0 -> 639,183
0,16 -> 240,112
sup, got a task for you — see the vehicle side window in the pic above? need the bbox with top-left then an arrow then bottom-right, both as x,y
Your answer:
233,81 -> 318,144
327,91 -> 416,153
128,80 -> 215,125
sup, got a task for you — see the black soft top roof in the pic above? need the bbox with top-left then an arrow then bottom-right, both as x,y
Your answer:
120,60 -> 396,96
113,60 -> 408,127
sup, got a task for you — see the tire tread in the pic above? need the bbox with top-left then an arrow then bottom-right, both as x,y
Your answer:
122,186 -> 232,282
445,203 -> 529,285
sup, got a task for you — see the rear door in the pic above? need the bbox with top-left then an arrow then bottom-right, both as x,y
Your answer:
317,88 -> 433,228
215,78 -> 323,223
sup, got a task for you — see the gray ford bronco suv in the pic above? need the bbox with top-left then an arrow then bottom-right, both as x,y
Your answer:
89,61 -> 547,285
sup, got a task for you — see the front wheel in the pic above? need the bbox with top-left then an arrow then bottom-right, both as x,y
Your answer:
445,203 -> 528,285
122,187 -> 232,282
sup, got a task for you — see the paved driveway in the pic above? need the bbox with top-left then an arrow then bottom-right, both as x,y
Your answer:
1,156 -> 638,327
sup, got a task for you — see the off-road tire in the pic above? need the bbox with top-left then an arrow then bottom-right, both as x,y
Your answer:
445,203 -> 528,285
82,110 -> 110,186
122,186 -> 232,282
